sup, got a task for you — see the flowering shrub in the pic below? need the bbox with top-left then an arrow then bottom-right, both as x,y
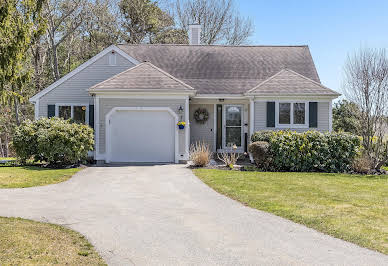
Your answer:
251,130 -> 361,173
13,118 -> 94,166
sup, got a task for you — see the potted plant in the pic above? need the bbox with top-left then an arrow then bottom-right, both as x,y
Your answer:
177,121 -> 186,129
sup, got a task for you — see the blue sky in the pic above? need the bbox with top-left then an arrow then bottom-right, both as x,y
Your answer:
238,0 -> 388,97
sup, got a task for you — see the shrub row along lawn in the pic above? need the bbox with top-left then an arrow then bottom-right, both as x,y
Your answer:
0,157 -> 16,161
0,166 -> 80,188
193,169 -> 388,254
0,217 -> 105,265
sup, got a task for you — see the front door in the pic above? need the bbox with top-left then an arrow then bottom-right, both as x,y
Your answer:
222,105 -> 243,151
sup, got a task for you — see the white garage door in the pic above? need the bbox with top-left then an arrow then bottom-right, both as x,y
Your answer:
108,110 -> 175,163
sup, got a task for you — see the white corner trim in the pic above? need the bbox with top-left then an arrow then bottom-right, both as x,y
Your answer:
184,97 -> 190,160
213,104 -> 217,152
29,45 -> 139,102
34,99 -> 39,120
329,100 -> 333,132
249,99 -> 254,137
249,98 -> 255,163
105,107 -> 179,164
94,96 -> 99,159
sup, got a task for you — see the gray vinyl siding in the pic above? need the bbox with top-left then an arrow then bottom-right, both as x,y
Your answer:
190,104 -> 215,151
253,101 -> 330,133
317,102 -> 330,131
98,98 -> 187,155
38,53 -> 134,117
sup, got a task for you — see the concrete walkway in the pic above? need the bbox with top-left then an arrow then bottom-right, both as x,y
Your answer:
0,165 -> 387,265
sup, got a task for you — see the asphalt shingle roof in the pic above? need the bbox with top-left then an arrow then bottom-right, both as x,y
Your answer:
246,69 -> 340,96
90,62 -> 195,91
117,44 -> 331,95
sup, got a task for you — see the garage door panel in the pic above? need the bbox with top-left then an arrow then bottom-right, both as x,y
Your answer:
109,110 -> 175,163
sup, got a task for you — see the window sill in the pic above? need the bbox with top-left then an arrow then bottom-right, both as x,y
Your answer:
276,124 -> 309,129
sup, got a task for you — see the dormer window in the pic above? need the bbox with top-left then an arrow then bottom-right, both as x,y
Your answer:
109,51 -> 117,66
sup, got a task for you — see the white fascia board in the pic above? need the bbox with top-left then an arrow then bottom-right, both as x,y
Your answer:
251,95 -> 339,101
194,94 -> 246,99
29,45 -> 140,102
92,91 -> 196,97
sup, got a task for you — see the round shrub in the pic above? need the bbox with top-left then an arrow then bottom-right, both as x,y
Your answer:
13,118 -> 94,166
250,130 -> 361,173
248,141 -> 271,169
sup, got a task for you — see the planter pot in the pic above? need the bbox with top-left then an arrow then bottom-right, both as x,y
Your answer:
178,125 -> 185,130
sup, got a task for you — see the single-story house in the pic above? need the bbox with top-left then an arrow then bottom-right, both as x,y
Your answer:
29,25 -> 340,164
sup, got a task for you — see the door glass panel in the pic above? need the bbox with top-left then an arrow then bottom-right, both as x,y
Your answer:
226,127 -> 241,147
225,106 -> 241,126
59,106 -> 71,120
74,106 -> 86,124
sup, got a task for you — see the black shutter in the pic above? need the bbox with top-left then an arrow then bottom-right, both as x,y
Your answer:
309,102 -> 318,128
266,102 -> 275,127
48,105 -> 55,118
89,105 -> 94,129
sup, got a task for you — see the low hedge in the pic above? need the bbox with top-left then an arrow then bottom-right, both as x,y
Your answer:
250,130 -> 361,173
13,118 -> 94,166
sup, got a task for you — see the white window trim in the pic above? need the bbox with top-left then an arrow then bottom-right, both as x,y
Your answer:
55,103 -> 89,125
275,100 -> 309,129
222,104 -> 244,152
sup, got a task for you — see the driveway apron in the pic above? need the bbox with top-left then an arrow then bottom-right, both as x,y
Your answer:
0,165 -> 387,265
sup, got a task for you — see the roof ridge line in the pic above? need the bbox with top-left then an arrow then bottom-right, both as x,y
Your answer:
142,62 -> 195,91
89,62 -> 147,90
117,44 -> 309,48
89,61 -> 196,92
245,69 -> 287,94
245,68 -> 340,96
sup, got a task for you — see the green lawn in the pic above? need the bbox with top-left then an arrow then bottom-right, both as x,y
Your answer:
0,157 -> 16,161
0,166 -> 81,188
193,169 -> 388,254
0,217 -> 105,265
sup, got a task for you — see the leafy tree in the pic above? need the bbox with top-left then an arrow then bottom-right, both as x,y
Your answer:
332,100 -> 361,135
119,0 -> 175,44
153,28 -> 188,44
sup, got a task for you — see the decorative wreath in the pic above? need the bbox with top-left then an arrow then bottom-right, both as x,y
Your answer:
194,108 -> 209,124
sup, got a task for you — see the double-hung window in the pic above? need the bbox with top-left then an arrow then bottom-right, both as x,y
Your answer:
276,101 -> 308,128
56,104 -> 89,124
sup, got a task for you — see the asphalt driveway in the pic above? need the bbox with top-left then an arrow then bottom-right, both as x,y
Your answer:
0,165 -> 387,265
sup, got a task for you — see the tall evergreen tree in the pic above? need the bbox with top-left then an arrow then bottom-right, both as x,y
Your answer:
0,0 -> 46,124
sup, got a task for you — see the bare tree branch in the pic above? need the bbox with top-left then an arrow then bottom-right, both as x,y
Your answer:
343,47 -> 388,171
175,0 -> 253,45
